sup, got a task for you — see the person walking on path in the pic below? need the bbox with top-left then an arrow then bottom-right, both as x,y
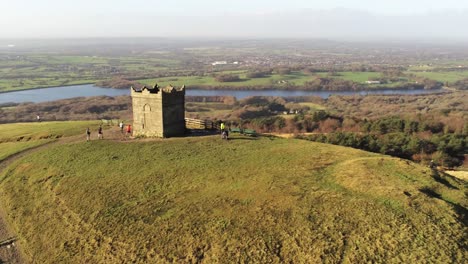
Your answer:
119,121 -> 124,133
220,122 -> 225,132
222,129 -> 229,140
98,126 -> 103,139
126,124 -> 132,138
86,128 -> 91,141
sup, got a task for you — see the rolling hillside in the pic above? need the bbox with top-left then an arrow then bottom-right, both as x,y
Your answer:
0,129 -> 466,263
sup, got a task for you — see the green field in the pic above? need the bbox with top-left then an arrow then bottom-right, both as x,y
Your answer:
140,71 -> 389,89
409,70 -> 468,83
316,71 -> 382,83
2,42 -> 468,93
0,121 -> 101,163
139,71 -> 314,88
0,129 -> 466,263
0,140 -> 51,161
2,52 -> 467,92
0,54 -> 177,92
0,121 -> 100,142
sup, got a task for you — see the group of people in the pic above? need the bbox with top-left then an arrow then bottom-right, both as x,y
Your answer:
119,121 -> 132,136
86,126 -> 104,141
86,121 -> 132,141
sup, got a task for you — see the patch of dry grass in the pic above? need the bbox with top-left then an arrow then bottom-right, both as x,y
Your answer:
445,170 -> 468,181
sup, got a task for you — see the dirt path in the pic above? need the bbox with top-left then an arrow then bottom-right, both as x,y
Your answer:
0,126 -> 216,263
0,141 -> 62,263
0,132 -> 92,263
0,126 -> 134,263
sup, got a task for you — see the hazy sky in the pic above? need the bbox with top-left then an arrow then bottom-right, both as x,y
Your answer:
3,0 -> 467,15
1,0 -> 468,39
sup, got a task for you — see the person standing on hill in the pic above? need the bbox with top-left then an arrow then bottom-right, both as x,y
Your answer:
86,128 -> 91,141
220,121 -> 225,132
222,129 -> 229,140
98,126 -> 103,139
36,114 -> 41,122
126,124 -> 132,137
119,121 -> 124,133
220,121 -> 225,137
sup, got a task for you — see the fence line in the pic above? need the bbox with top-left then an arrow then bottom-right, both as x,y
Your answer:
185,118 -> 220,130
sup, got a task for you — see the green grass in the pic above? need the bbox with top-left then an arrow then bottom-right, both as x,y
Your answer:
0,121 -> 100,142
0,140 -> 52,161
0,121 -> 101,163
328,72 -> 382,83
0,54 -> 176,92
408,71 -> 468,83
0,134 -> 465,263
140,71 -> 316,88
140,71 -> 392,89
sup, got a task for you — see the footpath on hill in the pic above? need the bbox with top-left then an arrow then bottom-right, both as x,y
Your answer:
1,124 -> 466,263
0,124 -> 206,263
0,133 -> 82,263
0,125 -> 127,263
0,140 -> 62,263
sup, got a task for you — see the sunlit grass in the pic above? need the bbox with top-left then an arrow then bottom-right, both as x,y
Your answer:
0,136 -> 465,263
0,121 -> 100,142
0,140 -> 52,161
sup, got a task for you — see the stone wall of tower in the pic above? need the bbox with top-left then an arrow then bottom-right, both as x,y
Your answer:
162,90 -> 186,137
131,85 -> 185,138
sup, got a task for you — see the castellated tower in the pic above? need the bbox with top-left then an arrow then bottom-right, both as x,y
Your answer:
131,84 -> 185,138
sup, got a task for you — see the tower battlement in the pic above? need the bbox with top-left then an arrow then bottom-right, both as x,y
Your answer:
131,84 -> 185,138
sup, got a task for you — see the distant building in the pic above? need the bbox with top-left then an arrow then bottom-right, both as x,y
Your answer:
211,61 -> 240,66
211,61 -> 228,66
365,81 -> 381,84
131,84 -> 185,138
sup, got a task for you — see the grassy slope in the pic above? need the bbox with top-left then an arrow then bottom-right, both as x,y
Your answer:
0,121 -> 100,142
0,140 -> 52,162
0,136 -> 466,263
0,121 -> 100,163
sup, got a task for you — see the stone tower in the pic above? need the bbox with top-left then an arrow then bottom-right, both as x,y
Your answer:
131,84 -> 185,137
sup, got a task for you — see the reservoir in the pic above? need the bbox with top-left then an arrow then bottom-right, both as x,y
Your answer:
0,84 -> 444,104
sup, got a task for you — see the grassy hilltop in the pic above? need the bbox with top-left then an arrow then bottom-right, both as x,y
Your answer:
0,123 -> 466,263
0,121 -> 99,162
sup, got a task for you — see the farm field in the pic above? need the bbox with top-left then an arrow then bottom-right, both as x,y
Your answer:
0,127 -> 466,263
0,54 -> 177,92
2,46 -> 467,93
139,71 -> 313,88
140,71 -> 400,89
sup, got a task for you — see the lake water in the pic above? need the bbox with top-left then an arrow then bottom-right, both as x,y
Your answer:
0,84 -> 444,104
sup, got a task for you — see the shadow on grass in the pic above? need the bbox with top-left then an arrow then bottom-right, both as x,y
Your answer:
419,187 -> 468,225
185,129 -> 219,137
227,137 -> 258,141
185,130 -> 259,141
448,201 -> 468,226
431,169 -> 458,190
419,187 -> 442,199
